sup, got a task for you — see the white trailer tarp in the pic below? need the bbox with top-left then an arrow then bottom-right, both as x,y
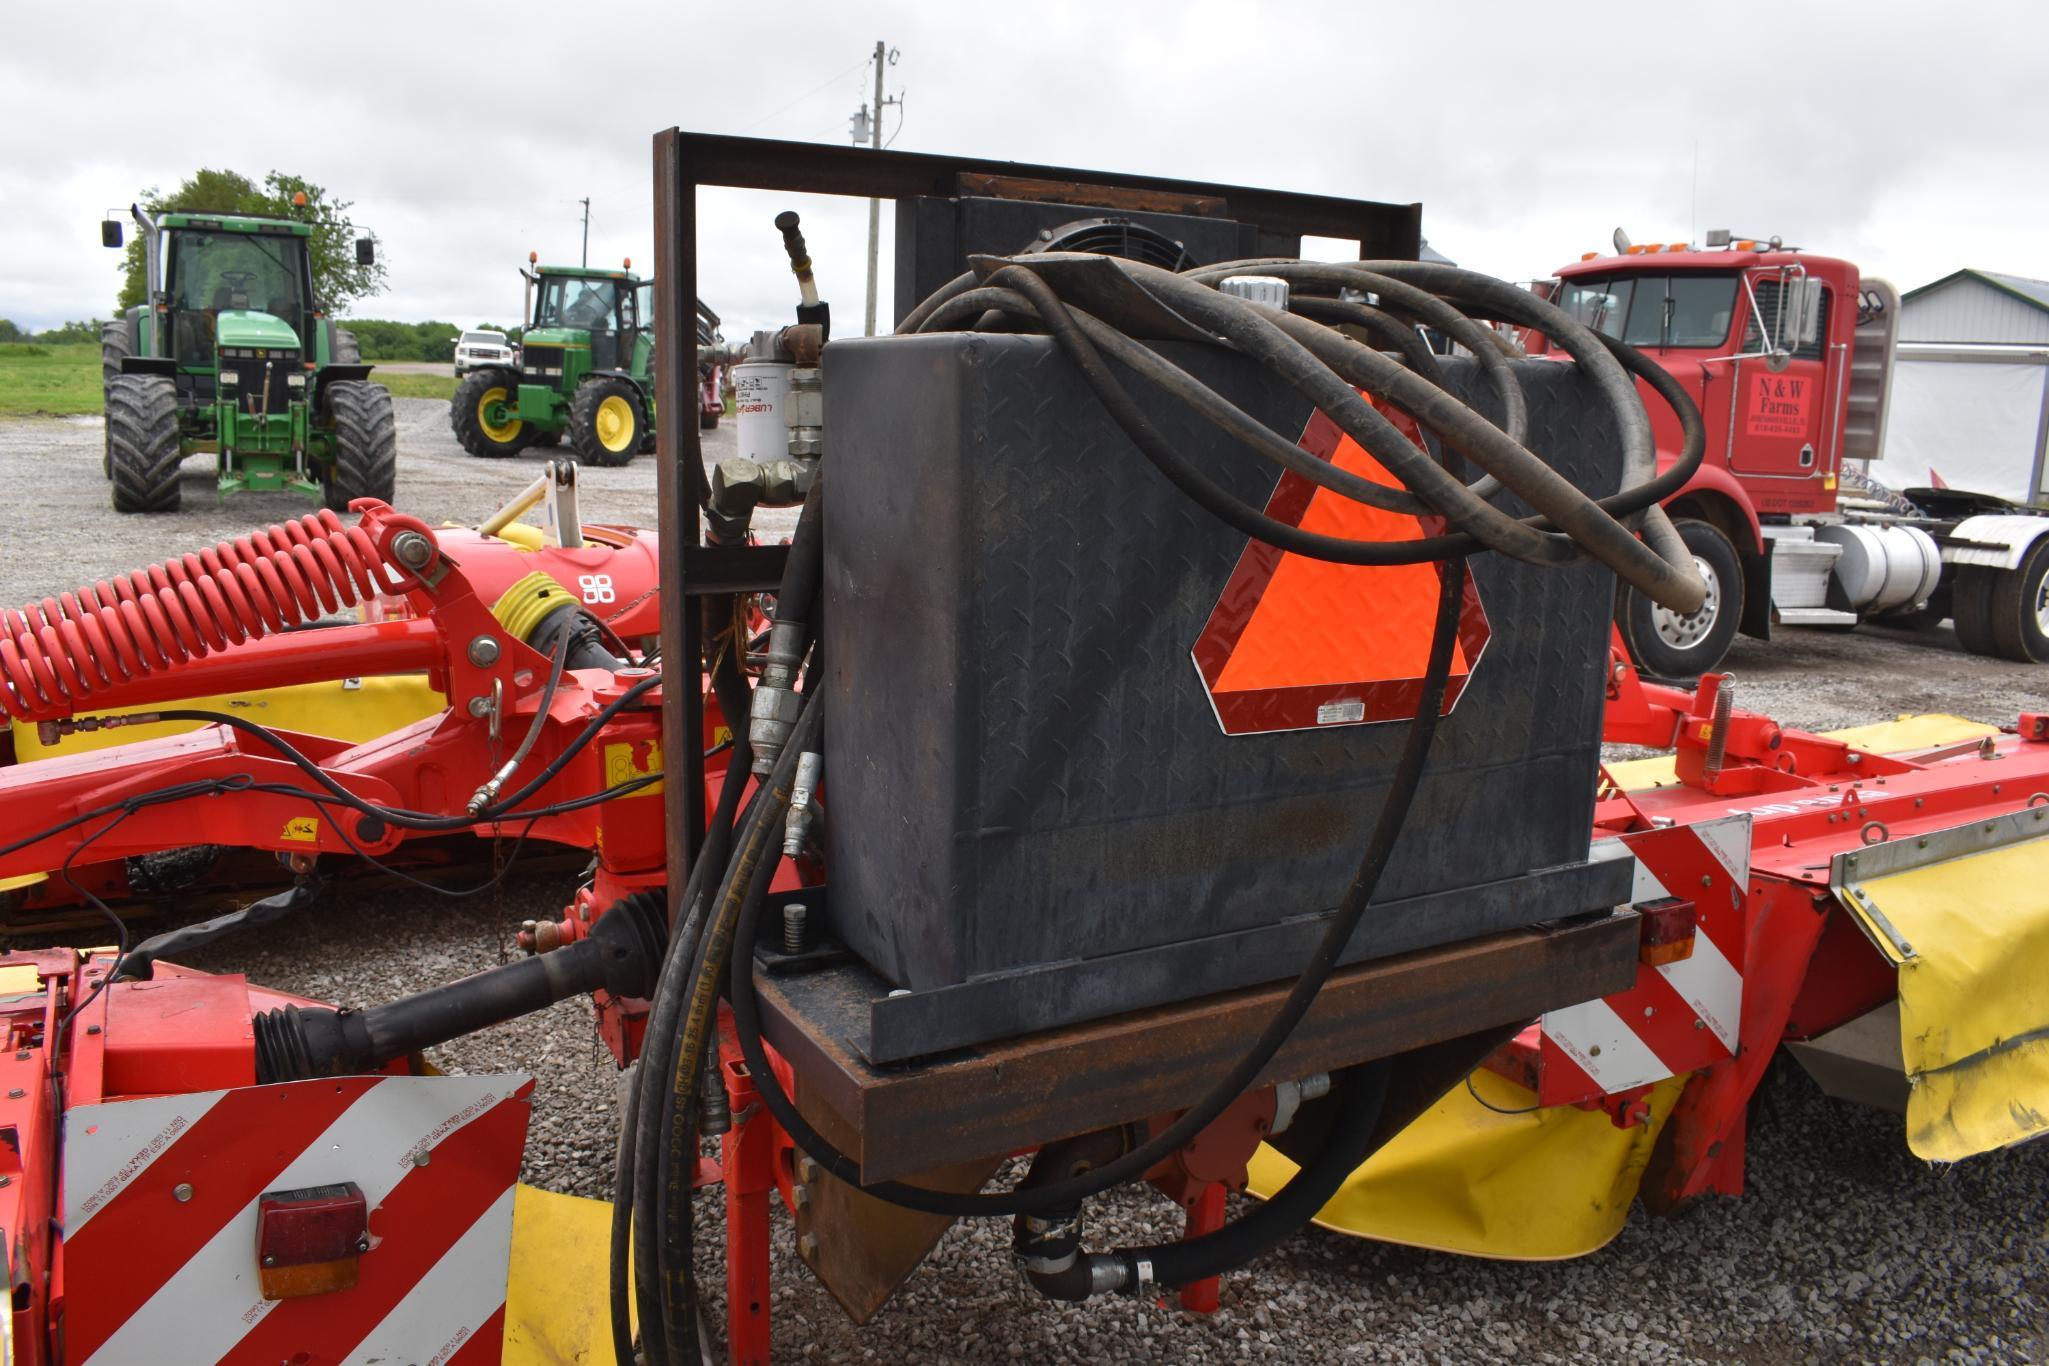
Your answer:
1868,345 -> 2049,504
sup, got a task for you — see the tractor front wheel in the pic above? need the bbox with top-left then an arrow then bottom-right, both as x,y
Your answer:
570,378 -> 646,468
324,382 -> 399,512
451,369 -> 531,458
106,374 -> 182,513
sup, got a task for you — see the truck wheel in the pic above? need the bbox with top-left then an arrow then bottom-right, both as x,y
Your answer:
700,407 -> 720,431
1974,540 -> 2049,663
451,368 -> 531,458
106,374 -> 182,513
570,378 -> 645,468
323,381 -> 399,512
1951,566 -> 2000,656
1616,518 -> 1743,678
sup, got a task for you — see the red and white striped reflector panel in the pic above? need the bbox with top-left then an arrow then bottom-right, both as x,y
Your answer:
1537,815 -> 1751,1104
62,1071 -> 531,1365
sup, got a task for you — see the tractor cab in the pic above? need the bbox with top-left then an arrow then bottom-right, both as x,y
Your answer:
526,266 -> 644,375
159,217 -> 316,406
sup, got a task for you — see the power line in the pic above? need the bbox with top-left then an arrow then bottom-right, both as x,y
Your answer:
736,55 -> 870,136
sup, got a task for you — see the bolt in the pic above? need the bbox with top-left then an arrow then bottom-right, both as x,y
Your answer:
412,1149 -> 431,1168
390,530 -> 434,571
1589,1045 -> 1603,1057
468,696 -> 492,718
173,1183 -> 194,1203
791,1185 -> 810,1212
6,1089 -> 21,1099
797,1233 -> 819,1261
782,902 -> 809,955
1899,941 -> 1913,954
1700,874 -> 1712,888
1643,1006 -> 1655,1019
796,1156 -> 821,1185
1693,1018 -> 1707,1030
85,1025 -> 100,1036
356,1235 -> 370,1253
11,1051 -> 24,1062
262,1255 -> 277,1267
1703,675 -> 1735,776
467,635 -> 502,667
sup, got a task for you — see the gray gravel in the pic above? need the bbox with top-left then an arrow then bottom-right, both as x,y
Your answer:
2,407 -> 2046,1362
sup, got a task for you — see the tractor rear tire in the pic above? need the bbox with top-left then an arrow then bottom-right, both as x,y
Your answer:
451,368 -> 531,458
570,378 -> 645,468
324,381 -> 399,512
106,374 -> 182,513
101,321 -> 132,477
1615,518 -> 1743,678
700,406 -> 719,431
334,328 -> 362,365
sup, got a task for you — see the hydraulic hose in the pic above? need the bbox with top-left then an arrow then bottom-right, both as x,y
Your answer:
0,508 -> 388,722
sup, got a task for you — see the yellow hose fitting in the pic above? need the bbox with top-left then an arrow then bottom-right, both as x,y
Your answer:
491,571 -> 576,644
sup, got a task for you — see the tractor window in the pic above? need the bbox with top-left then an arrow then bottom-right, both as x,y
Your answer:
535,277 -> 619,330
1555,277 -> 1634,340
167,231 -> 306,320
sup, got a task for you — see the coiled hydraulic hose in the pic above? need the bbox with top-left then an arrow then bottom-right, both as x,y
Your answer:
0,509 -> 388,722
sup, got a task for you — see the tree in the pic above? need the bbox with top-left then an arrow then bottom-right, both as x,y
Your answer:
117,168 -> 386,313
0,320 -> 21,343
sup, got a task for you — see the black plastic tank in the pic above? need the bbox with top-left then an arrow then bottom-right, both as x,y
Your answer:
822,332 -> 1632,1061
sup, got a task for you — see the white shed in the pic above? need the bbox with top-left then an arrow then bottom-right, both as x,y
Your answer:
1868,270 -> 2049,504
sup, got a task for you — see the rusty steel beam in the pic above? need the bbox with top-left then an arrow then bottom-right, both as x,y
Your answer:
756,911 -> 1640,1184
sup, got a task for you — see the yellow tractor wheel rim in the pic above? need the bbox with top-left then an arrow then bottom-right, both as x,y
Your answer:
595,394 -> 637,452
478,386 -> 523,444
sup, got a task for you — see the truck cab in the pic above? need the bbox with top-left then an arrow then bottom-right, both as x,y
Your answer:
1535,238 -> 1953,673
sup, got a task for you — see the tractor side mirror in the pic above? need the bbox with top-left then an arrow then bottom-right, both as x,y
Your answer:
355,238 -> 376,267
101,220 -> 123,249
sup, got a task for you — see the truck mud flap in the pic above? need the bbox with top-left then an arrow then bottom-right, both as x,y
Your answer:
1246,1071 -> 1685,1261
1831,809 -> 2049,1161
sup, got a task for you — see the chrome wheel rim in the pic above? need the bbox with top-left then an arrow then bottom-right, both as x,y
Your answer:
1652,554 -> 1721,652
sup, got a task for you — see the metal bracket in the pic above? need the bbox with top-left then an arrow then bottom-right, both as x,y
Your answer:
1830,804 -> 2049,962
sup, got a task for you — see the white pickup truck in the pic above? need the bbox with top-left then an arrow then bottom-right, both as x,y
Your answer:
453,329 -> 516,376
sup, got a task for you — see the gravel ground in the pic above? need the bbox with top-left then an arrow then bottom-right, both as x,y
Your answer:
1,406 -> 2045,1362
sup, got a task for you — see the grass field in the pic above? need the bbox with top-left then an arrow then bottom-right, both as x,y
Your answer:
0,342 -> 455,414
0,343 -> 99,416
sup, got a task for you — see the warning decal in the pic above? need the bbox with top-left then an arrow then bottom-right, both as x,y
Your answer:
1746,373 -> 1811,438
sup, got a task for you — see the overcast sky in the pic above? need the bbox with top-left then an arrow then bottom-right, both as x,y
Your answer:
6,1 -> 2047,340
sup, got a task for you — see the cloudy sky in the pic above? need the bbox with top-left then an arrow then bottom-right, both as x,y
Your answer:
6,1 -> 2047,339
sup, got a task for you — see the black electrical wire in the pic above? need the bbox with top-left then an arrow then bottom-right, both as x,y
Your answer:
1463,1071 -> 1543,1116
149,670 -> 659,832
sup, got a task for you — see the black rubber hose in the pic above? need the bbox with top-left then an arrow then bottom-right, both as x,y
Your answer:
772,465 -> 827,630
722,551 -> 1464,1219
651,700 -> 823,1357
615,593 -> 754,1365
1110,1059 -> 1391,1290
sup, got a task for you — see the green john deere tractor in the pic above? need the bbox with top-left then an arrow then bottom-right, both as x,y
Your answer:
98,206 -> 397,513
451,263 -> 656,467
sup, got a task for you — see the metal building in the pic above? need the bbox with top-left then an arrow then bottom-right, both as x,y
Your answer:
1870,270 -> 2049,503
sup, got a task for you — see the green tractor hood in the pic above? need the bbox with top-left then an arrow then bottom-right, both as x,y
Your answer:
522,326 -> 588,347
216,310 -> 302,352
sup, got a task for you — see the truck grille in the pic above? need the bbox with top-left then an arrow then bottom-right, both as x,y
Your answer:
218,347 -> 301,414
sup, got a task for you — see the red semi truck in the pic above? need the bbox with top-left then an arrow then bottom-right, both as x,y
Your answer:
1533,233 -> 2049,673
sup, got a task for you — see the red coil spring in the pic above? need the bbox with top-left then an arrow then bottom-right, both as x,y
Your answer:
0,508 -> 391,723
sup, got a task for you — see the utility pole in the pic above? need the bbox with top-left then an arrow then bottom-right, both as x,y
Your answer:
853,42 -> 901,336
579,197 -> 591,267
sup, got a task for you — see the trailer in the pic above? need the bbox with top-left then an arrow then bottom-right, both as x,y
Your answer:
1535,235 -> 2049,672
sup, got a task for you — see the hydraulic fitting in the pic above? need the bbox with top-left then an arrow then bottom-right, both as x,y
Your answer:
699,1051 -> 732,1137
782,751 -> 824,859
748,621 -> 807,776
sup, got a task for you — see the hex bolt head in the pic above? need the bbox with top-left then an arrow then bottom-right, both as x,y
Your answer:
262,1255 -> 277,1267
390,530 -> 434,571
467,635 -> 502,668
412,1149 -> 432,1168
173,1182 -> 194,1203
5,1088 -> 22,1099
797,1232 -> 819,1261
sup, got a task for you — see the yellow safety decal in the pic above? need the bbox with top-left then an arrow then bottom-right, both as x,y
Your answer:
602,739 -> 664,794
1837,831 -> 2049,1161
0,965 -> 41,996
281,816 -> 320,844
1247,1071 -> 1685,1260
10,677 -> 446,761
